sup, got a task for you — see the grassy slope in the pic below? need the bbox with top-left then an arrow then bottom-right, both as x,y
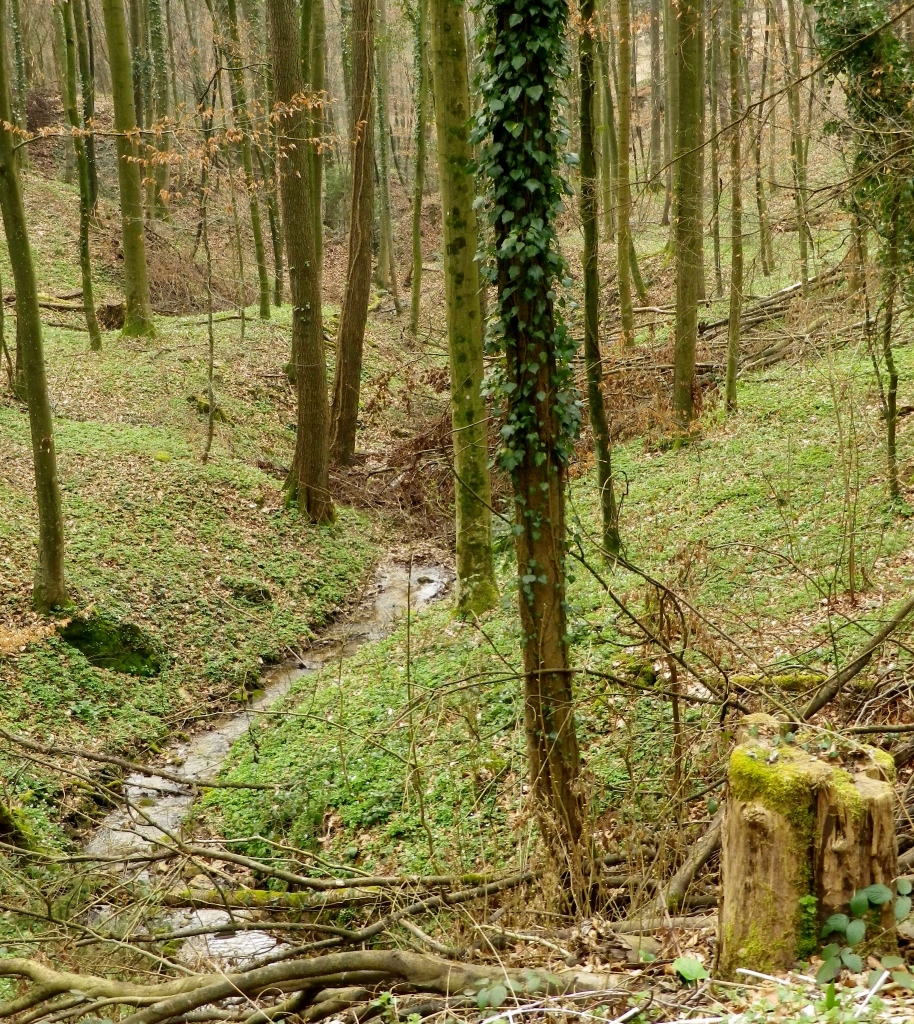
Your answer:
208,328 -> 914,875
0,176 -> 390,833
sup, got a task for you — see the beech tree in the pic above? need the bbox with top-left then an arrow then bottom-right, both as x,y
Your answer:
267,0 -> 333,521
101,0 -> 156,336
0,18 -> 68,609
475,0 -> 586,871
330,0 -> 375,464
429,0 -> 498,613
725,0 -> 743,412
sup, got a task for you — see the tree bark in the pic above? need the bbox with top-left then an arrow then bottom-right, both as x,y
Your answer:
267,0 -> 334,522
330,0 -> 375,463
374,0 -> 401,312
671,0 -> 702,427
719,717 -> 897,977
147,0 -> 170,214
648,0 -> 662,185
753,0 -> 773,276
708,6 -> 723,298
72,0 -> 99,212
225,0 -> 271,318
428,0 -> 498,614
408,0 -> 429,335
61,0 -> 102,349
580,0 -> 620,556
101,0 -> 156,336
616,0 -> 634,348
0,20 -> 68,610
661,0 -> 678,227
724,0 -> 742,413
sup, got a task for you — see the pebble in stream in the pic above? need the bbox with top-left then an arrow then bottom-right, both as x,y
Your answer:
84,564 -> 452,967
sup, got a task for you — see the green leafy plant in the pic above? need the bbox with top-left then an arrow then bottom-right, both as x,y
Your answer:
672,956 -> 709,984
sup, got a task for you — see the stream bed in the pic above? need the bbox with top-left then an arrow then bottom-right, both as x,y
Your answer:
85,562 -> 452,967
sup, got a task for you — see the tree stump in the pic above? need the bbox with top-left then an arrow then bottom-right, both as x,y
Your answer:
718,714 -> 897,977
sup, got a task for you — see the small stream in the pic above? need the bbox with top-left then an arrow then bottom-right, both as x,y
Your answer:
85,563 -> 452,967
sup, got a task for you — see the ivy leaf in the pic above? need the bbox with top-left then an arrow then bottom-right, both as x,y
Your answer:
508,86 -> 522,102
672,957 -> 708,983
845,919 -> 866,946
508,12 -> 522,26
821,913 -> 849,937
526,85 -> 543,101
898,878 -> 913,896
511,55 -> 525,70
862,883 -> 894,906
895,895 -> 912,922
849,891 -> 869,917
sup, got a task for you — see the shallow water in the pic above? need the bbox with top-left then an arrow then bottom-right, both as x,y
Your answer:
84,562 -> 452,966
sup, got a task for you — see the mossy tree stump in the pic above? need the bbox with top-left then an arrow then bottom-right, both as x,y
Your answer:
719,714 -> 897,977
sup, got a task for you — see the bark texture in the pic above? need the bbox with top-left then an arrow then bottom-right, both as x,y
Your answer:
330,0 -> 375,463
101,0 -> 155,336
719,716 -> 898,977
267,0 -> 333,521
428,0 -> 497,613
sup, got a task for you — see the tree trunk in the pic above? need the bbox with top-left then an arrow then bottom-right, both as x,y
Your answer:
72,0 -> 98,212
127,0 -> 147,134
9,0 -> 27,136
266,0 -> 333,521
0,21 -> 68,610
671,0 -> 703,427
101,0 -> 156,336
708,7 -> 723,299
375,0 -> 401,312
648,0 -> 662,185
301,0 -> 326,287
579,0 -> 620,556
408,0 -> 429,335
597,30 -> 616,243
330,0 -> 375,463
882,203 -> 900,502
616,0 -> 634,348
61,0 -> 102,349
225,0 -> 271,318
719,716 -> 898,977
661,0 -> 677,228
478,0 -> 585,878
428,0 -> 498,614
53,4 -> 77,185
724,0 -> 742,413
776,0 -> 808,292
147,0 -> 170,214
753,0 -> 772,276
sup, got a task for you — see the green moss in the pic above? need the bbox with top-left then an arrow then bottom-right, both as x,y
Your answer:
828,765 -> 866,823
871,747 -> 897,782
728,744 -> 827,832
59,614 -> 163,676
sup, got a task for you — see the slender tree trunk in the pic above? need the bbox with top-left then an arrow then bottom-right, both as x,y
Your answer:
649,0 -> 662,185
672,0 -> 703,427
267,0 -> 333,521
61,0 -> 102,349
9,0 -> 26,136
330,0 -> 375,463
225,0 -> 271,318
882,204 -> 900,501
776,0 -> 807,291
127,0 -> 146,133
753,0 -> 772,275
147,0 -> 170,214
181,0 -> 205,102
70,0 -> 98,211
311,0 -> 326,286
165,0 -> 180,113
375,0 -> 401,312
257,141 -> 285,306
0,20 -> 68,610
53,5 -> 77,184
101,0 -> 156,336
428,0 -> 498,613
616,0 -> 634,347
408,0 -> 429,335
597,29 -> 616,243
580,0 -> 620,555
708,4 -> 723,298
725,0 -> 742,412
661,0 -> 678,228
480,0 -> 585,876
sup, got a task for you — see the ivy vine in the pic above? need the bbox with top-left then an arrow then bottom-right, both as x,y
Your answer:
471,0 -> 582,480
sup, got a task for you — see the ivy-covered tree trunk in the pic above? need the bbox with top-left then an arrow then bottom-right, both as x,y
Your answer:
476,0 -> 586,874
428,0 -> 498,614
724,0 -> 742,413
579,0 -> 619,556
61,0 -> 102,349
267,0 -> 333,521
671,0 -> 703,427
616,0 -> 634,347
0,20 -> 68,610
225,0 -> 271,319
101,0 -> 156,336
330,0 -> 375,463
9,0 -> 27,138
408,0 -> 429,335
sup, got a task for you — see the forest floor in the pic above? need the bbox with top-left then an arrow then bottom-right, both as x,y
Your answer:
4,167 -> 914,1021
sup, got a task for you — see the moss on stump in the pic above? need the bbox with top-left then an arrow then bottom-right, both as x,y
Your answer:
719,715 -> 897,978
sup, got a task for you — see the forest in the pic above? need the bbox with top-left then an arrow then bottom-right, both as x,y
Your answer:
2,0 -> 914,1019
